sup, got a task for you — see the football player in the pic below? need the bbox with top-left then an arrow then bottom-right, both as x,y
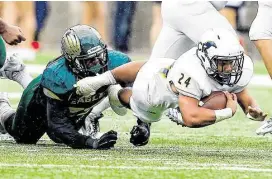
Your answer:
249,2 -> 272,135
0,25 -> 131,149
75,28 -> 267,146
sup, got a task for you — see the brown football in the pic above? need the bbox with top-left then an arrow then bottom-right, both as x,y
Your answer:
201,91 -> 227,110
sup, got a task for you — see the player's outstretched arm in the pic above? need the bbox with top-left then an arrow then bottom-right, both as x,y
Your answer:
46,98 -> 117,149
76,61 -> 146,96
179,91 -> 237,128
236,88 -> 267,121
0,18 -> 26,45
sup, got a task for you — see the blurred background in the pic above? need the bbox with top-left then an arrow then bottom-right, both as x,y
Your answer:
0,1 -> 262,61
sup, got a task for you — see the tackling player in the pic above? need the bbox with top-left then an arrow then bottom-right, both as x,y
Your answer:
0,25 -> 131,149
75,28 -> 267,146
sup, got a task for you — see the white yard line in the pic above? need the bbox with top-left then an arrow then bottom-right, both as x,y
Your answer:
0,163 -> 271,172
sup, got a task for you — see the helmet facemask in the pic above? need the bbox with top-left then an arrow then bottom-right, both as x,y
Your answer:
209,54 -> 244,86
61,25 -> 109,78
197,41 -> 244,87
71,46 -> 108,77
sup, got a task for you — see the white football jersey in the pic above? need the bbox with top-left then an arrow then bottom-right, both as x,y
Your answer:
130,47 -> 253,123
167,48 -> 253,100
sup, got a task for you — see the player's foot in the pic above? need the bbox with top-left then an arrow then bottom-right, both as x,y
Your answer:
256,118 -> 272,136
89,113 -> 103,138
0,92 -> 14,134
0,53 -> 25,81
130,118 -> 151,146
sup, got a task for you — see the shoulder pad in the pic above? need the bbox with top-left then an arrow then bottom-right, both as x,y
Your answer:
41,58 -> 76,94
108,50 -> 131,70
167,59 -> 203,100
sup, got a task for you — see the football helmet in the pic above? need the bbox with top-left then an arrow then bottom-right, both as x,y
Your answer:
61,25 -> 108,77
196,28 -> 244,86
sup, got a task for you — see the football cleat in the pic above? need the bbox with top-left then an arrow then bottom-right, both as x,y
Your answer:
81,113 -> 103,138
256,118 -> 272,136
0,53 -> 26,81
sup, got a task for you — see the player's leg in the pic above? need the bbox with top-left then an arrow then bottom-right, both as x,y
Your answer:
81,2 -> 94,26
0,53 -> 33,89
150,23 -> 195,60
250,2 -> 272,78
16,1 -> 36,61
165,1 -> 237,43
0,76 -> 47,143
93,2 -> 107,42
151,1 -> 236,60
104,82 -> 151,147
150,2 -> 162,48
250,2 -> 272,135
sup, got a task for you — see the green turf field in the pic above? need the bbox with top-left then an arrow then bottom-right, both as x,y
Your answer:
1,53 -> 272,179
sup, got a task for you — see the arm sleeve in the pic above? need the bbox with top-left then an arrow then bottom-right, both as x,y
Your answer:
46,98 -> 93,149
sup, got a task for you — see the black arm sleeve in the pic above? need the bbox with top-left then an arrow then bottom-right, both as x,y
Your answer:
46,98 -> 94,149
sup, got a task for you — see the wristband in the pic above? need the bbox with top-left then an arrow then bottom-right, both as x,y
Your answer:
215,108 -> 233,122
103,71 -> 117,85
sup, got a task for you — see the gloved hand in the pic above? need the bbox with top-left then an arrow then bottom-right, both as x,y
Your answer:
130,119 -> 150,146
75,71 -> 116,96
85,130 -> 118,149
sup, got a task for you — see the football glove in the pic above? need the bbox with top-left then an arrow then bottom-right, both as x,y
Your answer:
85,130 -> 118,149
130,119 -> 150,146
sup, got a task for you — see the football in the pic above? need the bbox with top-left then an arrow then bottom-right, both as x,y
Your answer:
200,91 -> 227,110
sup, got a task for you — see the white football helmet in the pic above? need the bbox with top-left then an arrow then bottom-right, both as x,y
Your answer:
196,28 -> 244,86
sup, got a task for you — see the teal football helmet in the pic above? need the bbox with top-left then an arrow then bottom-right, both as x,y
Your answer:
61,25 -> 108,77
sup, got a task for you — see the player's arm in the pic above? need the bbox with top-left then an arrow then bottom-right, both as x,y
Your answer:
236,88 -> 267,121
44,89 -> 117,149
178,91 -> 237,128
0,18 -> 26,45
76,61 -> 146,96
168,67 -> 237,128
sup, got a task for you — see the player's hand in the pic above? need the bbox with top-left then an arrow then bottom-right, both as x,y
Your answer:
75,77 -> 99,96
166,108 -> 185,126
2,24 -> 26,45
247,106 -> 267,121
130,122 -> 150,146
85,130 -> 118,149
224,91 -> 237,115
